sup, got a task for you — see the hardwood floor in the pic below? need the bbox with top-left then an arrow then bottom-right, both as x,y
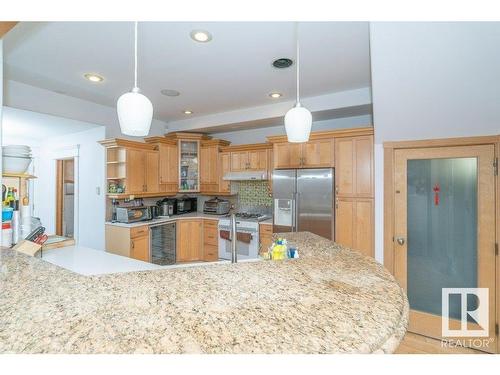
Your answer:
395,332 -> 486,354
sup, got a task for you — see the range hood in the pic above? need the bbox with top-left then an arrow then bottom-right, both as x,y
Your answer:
223,171 -> 268,181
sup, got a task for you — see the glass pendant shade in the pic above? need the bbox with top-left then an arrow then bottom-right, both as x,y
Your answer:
284,103 -> 312,143
117,88 -> 153,136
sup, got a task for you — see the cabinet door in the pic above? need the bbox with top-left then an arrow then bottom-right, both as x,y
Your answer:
302,139 -> 334,168
200,145 -> 219,192
352,199 -> 374,257
248,150 -> 268,170
159,143 -> 178,193
127,148 -> 146,194
177,219 -> 202,262
354,136 -> 374,197
219,152 -> 231,193
179,140 -> 200,192
231,151 -> 248,171
335,198 -> 354,249
273,143 -> 302,169
334,138 -> 354,196
130,234 -> 150,262
335,197 -> 374,257
145,151 -> 160,193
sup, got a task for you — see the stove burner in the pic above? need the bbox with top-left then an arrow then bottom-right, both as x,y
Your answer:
235,213 -> 262,219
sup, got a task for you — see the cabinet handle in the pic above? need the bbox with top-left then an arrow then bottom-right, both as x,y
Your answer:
335,186 -> 339,194
131,241 -> 135,249
335,198 -> 339,209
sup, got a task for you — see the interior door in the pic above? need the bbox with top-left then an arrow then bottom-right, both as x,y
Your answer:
394,145 -> 496,352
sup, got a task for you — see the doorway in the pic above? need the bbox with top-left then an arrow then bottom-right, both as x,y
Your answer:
385,140 -> 497,353
56,158 -> 75,238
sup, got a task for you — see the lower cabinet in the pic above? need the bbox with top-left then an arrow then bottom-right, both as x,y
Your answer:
105,218 -> 221,264
203,219 -> 219,261
335,198 -> 374,257
105,224 -> 150,262
259,223 -> 273,254
176,219 -> 203,262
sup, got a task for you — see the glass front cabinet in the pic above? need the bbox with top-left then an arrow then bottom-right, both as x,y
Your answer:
179,140 -> 200,192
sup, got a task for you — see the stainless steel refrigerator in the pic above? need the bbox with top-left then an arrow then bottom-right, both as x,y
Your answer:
272,168 -> 334,240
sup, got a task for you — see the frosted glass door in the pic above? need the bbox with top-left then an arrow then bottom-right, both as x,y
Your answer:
393,145 -> 496,350
407,158 -> 477,319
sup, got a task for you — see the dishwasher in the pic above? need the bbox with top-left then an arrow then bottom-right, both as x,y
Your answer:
150,222 -> 176,265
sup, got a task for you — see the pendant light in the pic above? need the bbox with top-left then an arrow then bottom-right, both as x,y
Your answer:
117,21 -> 153,136
284,23 -> 312,143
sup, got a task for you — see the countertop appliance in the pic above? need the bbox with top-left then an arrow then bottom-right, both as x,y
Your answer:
115,206 -> 152,224
150,222 -> 176,265
272,168 -> 334,240
203,197 -> 230,215
157,198 -> 176,217
218,217 -> 259,260
176,196 -> 197,214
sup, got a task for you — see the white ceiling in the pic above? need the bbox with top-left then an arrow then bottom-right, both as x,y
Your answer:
3,22 -> 371,123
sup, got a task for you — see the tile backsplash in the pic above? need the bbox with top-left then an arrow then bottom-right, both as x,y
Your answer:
235,180 -> 272,207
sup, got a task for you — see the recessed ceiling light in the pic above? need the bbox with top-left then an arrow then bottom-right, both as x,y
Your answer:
84,73 -> 104,82
161,89 -> 180,97
272,58 -> 294,69
183,110 -> 193,115
190,30 -> 212,43
269,92 -> 282,99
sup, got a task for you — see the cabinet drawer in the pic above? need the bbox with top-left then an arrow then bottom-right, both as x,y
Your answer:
259,224 -> 273,235
204,227 -> 218,245
130,225 -> 149,238
204,244 -> 218,262
203,219 -> 218,229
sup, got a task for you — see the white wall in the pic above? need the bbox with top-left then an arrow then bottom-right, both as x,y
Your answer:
210,115 -> 372,144
5,80 -> 168,140
370,22 -> 500,263
37,126 -> 106,250
2,107 -> 106,250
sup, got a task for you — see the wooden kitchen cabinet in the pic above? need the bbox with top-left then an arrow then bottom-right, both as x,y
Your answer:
221,143 -> 272,177
126,148 -> 147,194
335,197 -> 374,257
203,219 -> 219,261
219,152 -> 231,194
200,139 -> 231,195
176,219 -> 203,262
259,223 -> 273,254
158,142 -> 178,194
230,151 -> 248,172
302,139 -> 334,168
105,224 -> 150,262
130,225 -> 150,262
272,139 -> 333,169
144,150 -> 160,194
273,142 -> 302,169
335,135 -> 373,197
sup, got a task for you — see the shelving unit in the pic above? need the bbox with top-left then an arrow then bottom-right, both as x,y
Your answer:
2,173 -> 37,206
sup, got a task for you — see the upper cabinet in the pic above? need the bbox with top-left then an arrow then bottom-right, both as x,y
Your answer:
144,137 -> 178,195
99,139 -> 160,198
220,143 -> 272,178
179,140 -> 200,192
271,139 -> 334,169
200,139 -> 230,194
335,135 -> 374,197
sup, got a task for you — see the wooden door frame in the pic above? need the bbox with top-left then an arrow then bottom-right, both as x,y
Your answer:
384,135 -> 500,353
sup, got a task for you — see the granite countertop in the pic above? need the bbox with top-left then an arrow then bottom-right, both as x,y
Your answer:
105,212 -> 225,228
106,213 -> 273,228
0,232 -> 408,354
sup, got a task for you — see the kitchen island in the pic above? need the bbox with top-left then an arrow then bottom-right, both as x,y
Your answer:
0,232 -> 408,354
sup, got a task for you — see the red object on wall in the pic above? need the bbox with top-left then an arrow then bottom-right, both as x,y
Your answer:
433,184 -> 440,206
